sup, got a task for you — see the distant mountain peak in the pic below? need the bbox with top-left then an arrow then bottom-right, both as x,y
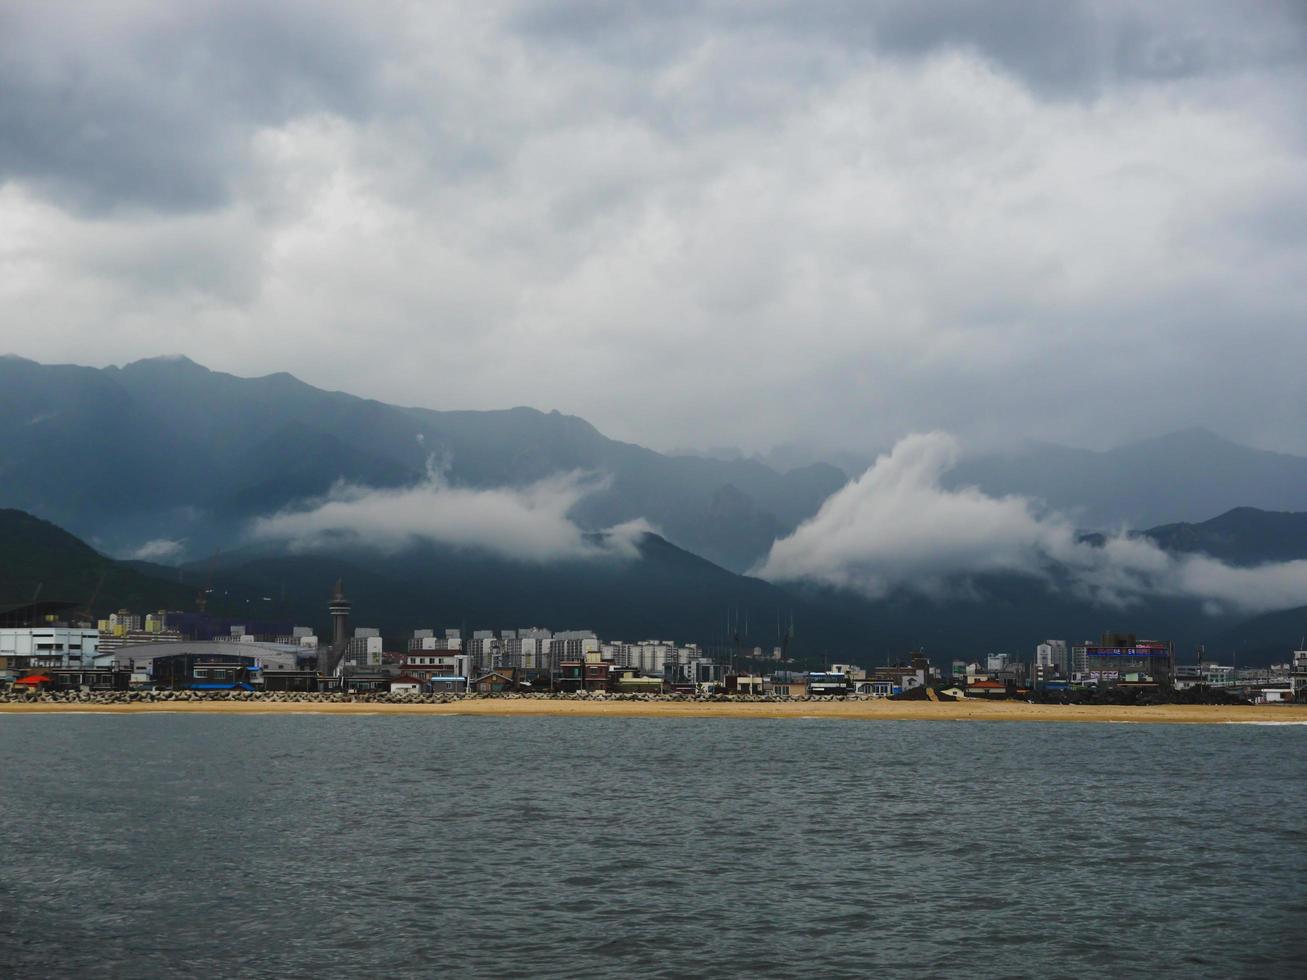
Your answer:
122,354 -> 204,369
1119,427 -> 1235,451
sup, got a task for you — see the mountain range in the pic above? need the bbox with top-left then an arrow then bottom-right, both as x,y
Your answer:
4,355 -> 1307,664
0,354 -> 843,571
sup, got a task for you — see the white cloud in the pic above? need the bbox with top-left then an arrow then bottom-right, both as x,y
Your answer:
127,538 -> 186,562
756,432 -> 1307,615
251,470 -> 648,562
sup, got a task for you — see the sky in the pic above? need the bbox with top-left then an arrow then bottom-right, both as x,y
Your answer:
2,0 -> 1306,457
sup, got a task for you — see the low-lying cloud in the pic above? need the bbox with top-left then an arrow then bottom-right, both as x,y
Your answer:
756,432 -> 1307,615
251,470 -> 650,562
127,538 -> 186,563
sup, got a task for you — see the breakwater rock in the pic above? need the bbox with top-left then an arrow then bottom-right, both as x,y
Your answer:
0,689 -> 875,707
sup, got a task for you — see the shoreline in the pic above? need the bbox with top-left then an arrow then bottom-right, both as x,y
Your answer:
2,698 -> 1306,725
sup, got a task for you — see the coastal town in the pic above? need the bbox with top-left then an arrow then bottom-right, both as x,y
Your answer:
3,581 -> 1306,706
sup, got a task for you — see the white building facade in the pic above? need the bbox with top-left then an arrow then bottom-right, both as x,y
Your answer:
1,627 -> 101,676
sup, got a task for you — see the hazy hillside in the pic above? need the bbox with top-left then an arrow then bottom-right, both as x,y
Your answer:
948,428 -> 1307,528
165,531 -> 1244,663
1212,605 -> 1307,665
0,355 -> 845,570
0,509 -> 195,615
6,505 -> 1307,665
7,352 -> 1307,665
1142,508 -> 1307,566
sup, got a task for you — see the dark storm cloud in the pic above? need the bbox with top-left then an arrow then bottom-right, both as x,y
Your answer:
1,0 -> 1306,460
811,0 -> 1307,93
514,0 -> 1307,98
0,1 -> 383,213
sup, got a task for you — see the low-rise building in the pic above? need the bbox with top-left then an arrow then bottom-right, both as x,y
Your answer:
851,679 -> 895,696
389,674 -> 425,695
151,652 -> 261,690
725,674 -> 764,695
403,651 -> 471,681
472,669 -> 527,694
610,669 -> 663,694
1291,651 -> 1307,699
1,626 -> 102,683
807,672 -> 849,695
765,672 -> 807,697
341,670 -> 393,693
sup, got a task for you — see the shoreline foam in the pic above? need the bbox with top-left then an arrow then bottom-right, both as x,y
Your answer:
2,698 -> 1306,725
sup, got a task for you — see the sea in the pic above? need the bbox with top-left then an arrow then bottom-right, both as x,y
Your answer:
1,714 -> 1304,978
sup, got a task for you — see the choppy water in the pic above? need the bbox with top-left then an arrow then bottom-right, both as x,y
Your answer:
1,715 -> 1305,978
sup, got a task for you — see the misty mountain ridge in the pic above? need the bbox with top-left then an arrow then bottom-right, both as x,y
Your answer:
947,427 -> 1307,529
0,355 -> 845,571
6,503 -> 1307,665
6,354 -> 1307,588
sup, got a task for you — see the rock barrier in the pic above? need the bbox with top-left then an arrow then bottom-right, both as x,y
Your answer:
0,688 -> 875,707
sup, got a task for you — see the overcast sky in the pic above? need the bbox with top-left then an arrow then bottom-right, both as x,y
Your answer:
2,0 -> 1305,457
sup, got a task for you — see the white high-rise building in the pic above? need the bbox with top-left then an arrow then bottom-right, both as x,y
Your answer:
630,640 -> 676,677
504,628 -> 552,670
411,629 -> 464,652
108,610 -> 142,633
1037,640 -> 1068,676
467,630 -> 499,673
550,631 -> 599,666
346,628 -> 383,667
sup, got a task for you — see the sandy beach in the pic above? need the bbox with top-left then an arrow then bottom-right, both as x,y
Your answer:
2,698 -> 1306,725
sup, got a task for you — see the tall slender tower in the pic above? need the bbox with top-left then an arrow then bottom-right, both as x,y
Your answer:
323,578 -> 352,677
330,578 -> 351,650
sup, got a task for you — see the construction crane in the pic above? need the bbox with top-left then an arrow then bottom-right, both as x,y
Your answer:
779,611 -> 794,663
730,606 -> 750,674
75,570 -> 107,626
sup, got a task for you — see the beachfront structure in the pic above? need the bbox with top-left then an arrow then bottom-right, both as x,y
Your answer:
1292,651 -> 1307,699
94,640 -> 301,684
403,650 -> 471,688
0,626 -> 102,682
389,675 -> 424,695
1174,663 -> 1237,690
1075,633 -> 1175,686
